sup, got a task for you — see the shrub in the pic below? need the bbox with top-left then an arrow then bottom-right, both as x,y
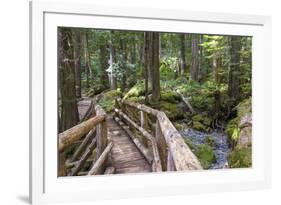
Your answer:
228,146 -> 252,168
195,144 -> 216,169
99,90 -> 121,112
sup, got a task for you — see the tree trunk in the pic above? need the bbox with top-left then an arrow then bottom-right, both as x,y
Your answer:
159,34 -> 163,58
213,55 -> 219,83
131,34 -> 137,64
190,34 -> 199,81
120,37 -> 127,91
144,32 -> 150,102
151,32 -> 160,103
180,34 -> 186,75
73,30 -> 82,98
198,34 -> 204,78
143,32 -> 160,103
58,28 -> 79,132
82,31 -> 91,89
228,36 -> 242,101
109,32 -> 117,90
99,43 -> 109,89
213,55 -> 221,115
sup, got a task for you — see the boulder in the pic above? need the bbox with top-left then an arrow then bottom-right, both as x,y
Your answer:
238,112 -> 252,147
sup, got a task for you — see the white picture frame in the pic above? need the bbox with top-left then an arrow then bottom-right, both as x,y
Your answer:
30,0 -> 272,204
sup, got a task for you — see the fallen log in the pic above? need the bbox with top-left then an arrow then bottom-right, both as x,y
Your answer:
59,115 -> 105,152
175,89 -> 195,114
88,142 -> 113,175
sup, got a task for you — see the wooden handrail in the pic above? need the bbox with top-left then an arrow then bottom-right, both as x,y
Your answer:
88,142 -> 113,175
70,127 -> 96,162
59,105 -> 110,176
157,111 -> 202,170
70,137 -> 97,176
115,108 -> 162,172
59,115 -> 105,152
121,99 -> 159,116
116,98 -> 202,171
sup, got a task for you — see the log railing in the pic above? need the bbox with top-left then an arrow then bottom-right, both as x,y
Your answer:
114,98 -> 202,172
58,105 -> 113,176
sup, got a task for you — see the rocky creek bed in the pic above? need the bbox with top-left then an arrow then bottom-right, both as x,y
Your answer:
180,128 -> 230,169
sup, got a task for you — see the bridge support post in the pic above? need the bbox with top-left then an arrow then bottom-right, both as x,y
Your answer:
95,105 -> 108,174
167,150 -> 176,171
96,122 -> 107,156
155,120 -> 167,171
58,152 -> 66,176
140,111 -> 149,147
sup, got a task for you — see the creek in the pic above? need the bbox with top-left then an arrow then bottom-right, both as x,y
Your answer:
180,129 -> 230,169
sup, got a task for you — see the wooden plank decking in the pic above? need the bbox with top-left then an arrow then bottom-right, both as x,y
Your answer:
107,116 -> 152,174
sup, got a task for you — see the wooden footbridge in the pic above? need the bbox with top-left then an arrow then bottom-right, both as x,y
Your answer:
58,98 -> 202,176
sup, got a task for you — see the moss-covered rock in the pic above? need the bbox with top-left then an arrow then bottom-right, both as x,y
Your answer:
159,101 -> 184,120
123,81 -> 150,100
192,113 -> 212,128
236,98 -> 251,119
226,118 -> 240,148
99,89 -> 121,112
203,117 -> 212,127
228,146 -> 252,168
226,98 -> 251,146
85,83 -> 107,97
195,144 -> 216,169
126,96 -> 146,104
192,114 -> 204,122
192,121 -> 207,132
160,90 -> 181,104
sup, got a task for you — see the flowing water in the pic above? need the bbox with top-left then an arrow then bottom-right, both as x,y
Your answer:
180,129 -> 230,169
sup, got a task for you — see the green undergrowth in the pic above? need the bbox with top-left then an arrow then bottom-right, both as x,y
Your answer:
191,113 -> 212,132
177,79 -> 228,112
85,82 -> 107,97
183,138 -> 216,169
226,98 -> 252,168
98,89 -> 122,112
124,81 -> 185,121
195,144 -> 216,169
123,81 -> 151,100
226,98 -> 251,144
228,146 -> 252,168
